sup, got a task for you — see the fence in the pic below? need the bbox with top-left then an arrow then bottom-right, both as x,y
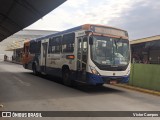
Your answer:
129,63 -> 160,91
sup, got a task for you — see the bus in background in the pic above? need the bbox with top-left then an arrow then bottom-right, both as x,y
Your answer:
22,24 -> 130,86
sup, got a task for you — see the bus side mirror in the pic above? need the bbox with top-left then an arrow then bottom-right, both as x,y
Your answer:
89,37 -> 93,45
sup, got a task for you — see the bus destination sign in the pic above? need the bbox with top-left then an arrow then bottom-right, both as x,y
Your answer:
91,26 -> 127,37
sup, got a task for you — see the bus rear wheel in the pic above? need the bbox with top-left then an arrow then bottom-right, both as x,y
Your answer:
62,69 -> 71,86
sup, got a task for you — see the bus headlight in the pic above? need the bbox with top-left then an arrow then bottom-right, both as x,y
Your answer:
89,66 -> 100,75
126,70 -> 130,76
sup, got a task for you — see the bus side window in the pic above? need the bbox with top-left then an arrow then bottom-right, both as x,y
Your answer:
54,37 -> 61,53
49,36 -> 61,54
29,41 -> 37,54
62,33 -> 75,53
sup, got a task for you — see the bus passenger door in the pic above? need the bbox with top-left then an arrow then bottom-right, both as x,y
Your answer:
77,37 -> 87,82
41,41 -> 48,72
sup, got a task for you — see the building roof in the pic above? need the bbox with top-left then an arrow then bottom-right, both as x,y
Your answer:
0,29 -> 57,51
130,35 -> 160,44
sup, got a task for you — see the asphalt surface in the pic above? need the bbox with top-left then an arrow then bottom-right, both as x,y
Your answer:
0,61 -> 159,120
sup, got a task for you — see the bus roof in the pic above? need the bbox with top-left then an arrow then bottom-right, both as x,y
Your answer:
31,24 -> 127,42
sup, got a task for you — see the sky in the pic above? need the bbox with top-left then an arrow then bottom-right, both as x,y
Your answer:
26,0 -> 160,40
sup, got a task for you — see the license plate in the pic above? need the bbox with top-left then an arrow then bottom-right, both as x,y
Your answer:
110,80 -> 117,84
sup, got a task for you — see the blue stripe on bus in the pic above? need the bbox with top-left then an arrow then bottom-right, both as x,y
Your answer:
87,73 -> 104,85
26,64 -> 129,85
87,73 -> 129,85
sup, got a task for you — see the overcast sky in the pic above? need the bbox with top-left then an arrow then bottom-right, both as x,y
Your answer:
26,0 -> 160,40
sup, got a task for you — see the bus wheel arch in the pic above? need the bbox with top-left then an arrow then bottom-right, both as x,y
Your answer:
62,65 -> 71,86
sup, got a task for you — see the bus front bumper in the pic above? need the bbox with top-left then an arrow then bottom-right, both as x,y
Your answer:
87,73 -> 129,85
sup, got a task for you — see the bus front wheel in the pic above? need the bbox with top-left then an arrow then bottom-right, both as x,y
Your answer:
62,69 -> 71,86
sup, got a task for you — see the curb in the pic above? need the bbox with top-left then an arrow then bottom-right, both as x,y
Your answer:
114,84 -> 160,96
5,60 -> 22,65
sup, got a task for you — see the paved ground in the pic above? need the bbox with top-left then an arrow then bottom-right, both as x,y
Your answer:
0,61 -> 159,120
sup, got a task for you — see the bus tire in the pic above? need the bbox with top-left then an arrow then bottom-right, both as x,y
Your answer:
62,69 -> 71,86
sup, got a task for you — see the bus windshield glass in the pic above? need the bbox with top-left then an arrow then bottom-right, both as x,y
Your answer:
91,36 -> 130,66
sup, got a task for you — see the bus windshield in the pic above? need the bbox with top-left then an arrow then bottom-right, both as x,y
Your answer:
91,36 -> 130,67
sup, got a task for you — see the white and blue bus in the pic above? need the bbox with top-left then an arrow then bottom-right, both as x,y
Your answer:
22,24 -> 130,86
